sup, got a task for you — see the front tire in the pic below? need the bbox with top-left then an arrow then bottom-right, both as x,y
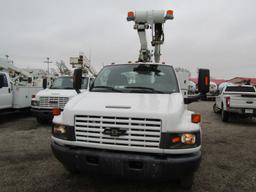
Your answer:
221,109 -> 229,122
213,103 -> 221,113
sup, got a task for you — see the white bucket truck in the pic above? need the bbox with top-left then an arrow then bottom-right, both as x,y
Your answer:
31,55 -> 95,123
0,59 -> 42,112
51,10 -> 209,189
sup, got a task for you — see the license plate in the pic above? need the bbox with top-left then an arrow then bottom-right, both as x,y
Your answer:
245,109 -> 253,114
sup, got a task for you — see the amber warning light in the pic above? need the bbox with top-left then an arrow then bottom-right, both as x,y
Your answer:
52,107 -> 61,116
127,11 -> 135,21
191,114 -> 201,124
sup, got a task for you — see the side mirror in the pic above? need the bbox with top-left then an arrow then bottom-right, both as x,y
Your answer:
73,68 -> 82,93
198,69 -> 210,100
42,78 -> 47,89
0,75 -> 4,89
198,69 -> 210,93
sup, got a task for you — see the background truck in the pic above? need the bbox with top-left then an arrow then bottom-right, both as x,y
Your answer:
32,54 -> 96,123
0,72 -> 42,111
51,10 -> 210,189
213,85 -> 256,122
0,58 -> 43,112
31,75 -> 94,123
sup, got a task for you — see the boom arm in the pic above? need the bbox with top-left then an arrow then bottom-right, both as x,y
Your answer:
127,10 -> 174,63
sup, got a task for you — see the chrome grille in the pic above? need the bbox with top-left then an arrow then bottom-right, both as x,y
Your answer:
75,115 -> 161,148
39,96 -> 69,109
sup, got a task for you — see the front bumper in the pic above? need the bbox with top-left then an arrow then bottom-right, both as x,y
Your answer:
51,141 -> 201,180
31,108 -> 53,120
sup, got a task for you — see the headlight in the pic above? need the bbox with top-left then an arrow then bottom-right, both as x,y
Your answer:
160,132 -> 200,149
31,100 -> 39,106
53,124 -> 66,134
52,124 -> 75,141
181,133 -> 196,145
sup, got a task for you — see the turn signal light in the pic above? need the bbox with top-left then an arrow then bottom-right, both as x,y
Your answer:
171,136 -> 181,143
52,107 -> 61,116
191,114 -> 201,123
204,76 -> 209,86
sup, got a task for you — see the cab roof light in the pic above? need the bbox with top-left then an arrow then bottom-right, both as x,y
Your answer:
52,107 -> 61,116
192,114 -> 201,124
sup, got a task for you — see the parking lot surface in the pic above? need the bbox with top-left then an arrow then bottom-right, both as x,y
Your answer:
0,101 -> 255,192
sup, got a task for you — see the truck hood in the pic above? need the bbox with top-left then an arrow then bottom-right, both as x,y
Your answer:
36,89 -> 78,98
62,92 -> 187,132
66,92 -> 183,114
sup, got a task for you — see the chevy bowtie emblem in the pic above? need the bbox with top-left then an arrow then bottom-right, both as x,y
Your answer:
103,128 -> 127,137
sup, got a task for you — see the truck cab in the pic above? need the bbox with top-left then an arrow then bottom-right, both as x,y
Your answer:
0,72 -> 12,109
32,75 -> 92,123
51,10 -> 209,189
51,63 -> 207,189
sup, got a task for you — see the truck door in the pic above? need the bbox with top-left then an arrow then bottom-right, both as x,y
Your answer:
0,74 -> 12,109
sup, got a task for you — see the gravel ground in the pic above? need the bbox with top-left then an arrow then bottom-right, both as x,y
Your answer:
0,102 -> 255,192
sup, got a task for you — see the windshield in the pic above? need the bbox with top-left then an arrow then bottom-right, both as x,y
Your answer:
51,76 -> 88,89
90,64 -> 179,94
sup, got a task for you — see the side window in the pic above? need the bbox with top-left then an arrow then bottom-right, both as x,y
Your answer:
97,68 -> 111,86
3,74 -> 8,87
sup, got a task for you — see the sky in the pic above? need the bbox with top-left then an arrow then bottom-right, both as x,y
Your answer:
0,0 -> 256,79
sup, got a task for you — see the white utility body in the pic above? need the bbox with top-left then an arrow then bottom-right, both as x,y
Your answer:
51,10 -> 207,189
214,85 -> 256,122
0,71 -> 42,111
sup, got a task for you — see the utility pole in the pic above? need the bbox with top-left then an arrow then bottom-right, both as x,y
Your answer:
44,57 -> 53,77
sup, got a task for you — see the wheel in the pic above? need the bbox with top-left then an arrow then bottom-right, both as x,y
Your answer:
213,103 -> 221,114
180,174 -> 194,190
221,109 -> 229,122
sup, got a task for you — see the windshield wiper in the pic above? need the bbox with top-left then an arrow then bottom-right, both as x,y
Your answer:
124,86 -> 164,93
91,86 -> 123,92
